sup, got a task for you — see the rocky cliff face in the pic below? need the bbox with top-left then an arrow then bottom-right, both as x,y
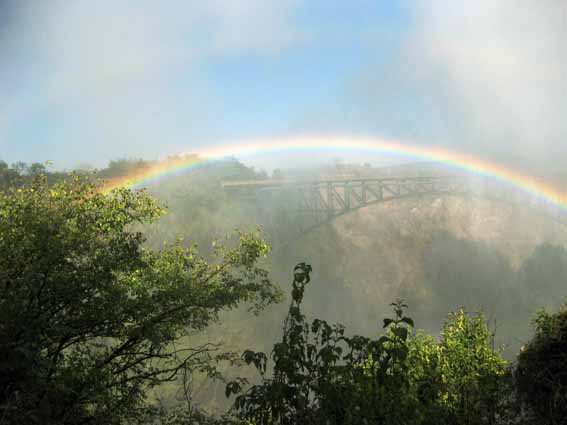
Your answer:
274,194 -> 567,354
146,163 -> 567,410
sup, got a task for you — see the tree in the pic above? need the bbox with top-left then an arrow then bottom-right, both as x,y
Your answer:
0,175 -> 281,424
0,161 -> 21,188
436,309 -> 507,424
229,265 -> 509,425
515,306 -> 567,424
229,265 -> 421,425
27,163 -> 47,177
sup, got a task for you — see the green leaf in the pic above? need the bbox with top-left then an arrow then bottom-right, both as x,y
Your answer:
392,327 -> 409,341
393,345 -> 409,360
225,381 -> 242,398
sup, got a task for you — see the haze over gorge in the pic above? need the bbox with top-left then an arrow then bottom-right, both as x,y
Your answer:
1,1 -> 567,424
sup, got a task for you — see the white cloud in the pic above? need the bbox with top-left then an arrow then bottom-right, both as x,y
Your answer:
408,0 -> 567,166
12,0 -> 306,98
321,1 -> 567,172
0,0 -> 307,165
203,0 -> 307,53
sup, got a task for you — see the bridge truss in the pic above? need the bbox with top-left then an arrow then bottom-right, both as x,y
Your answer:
222,175 -> 566,244
291,176 -> 469,230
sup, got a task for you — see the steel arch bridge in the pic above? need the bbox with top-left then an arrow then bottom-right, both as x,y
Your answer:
222,176 -> 566,244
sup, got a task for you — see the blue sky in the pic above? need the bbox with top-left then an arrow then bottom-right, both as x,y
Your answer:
1,1 -> 565,171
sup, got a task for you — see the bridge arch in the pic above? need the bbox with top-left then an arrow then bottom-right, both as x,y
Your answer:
223,176 -> 567,245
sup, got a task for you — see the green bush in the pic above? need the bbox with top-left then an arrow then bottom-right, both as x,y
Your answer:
228,264 -> 508,425
515,306 -> 567,424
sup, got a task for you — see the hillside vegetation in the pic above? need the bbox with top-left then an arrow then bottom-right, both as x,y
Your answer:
1,159 -> 567,424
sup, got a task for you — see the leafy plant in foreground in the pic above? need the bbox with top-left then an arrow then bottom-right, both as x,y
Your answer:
228,264 -> 509,425
515,306 -> 567,424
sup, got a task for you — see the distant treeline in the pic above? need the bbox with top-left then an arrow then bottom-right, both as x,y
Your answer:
0,157 -> 269,189
0,161 -> 65,187
0,158 -> 164,187
0,158 -> 267,189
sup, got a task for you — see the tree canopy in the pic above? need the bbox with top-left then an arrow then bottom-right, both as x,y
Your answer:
0,175 -> 281,424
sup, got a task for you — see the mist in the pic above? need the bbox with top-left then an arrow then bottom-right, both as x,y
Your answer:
294,1 -> 567,175
2,2 -> 567,421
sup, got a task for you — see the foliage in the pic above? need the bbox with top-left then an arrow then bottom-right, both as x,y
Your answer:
97,158 -> 153,180
436,309 -> 508,424
156,405 -> 238,425
515,305 -> 567,424
228,264 -> 509,425
0,175 -> 281,424
0,160 -> 68,189
2,158 -> 567,424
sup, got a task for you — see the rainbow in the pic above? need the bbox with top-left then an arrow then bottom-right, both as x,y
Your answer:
101,136 -> 567,211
